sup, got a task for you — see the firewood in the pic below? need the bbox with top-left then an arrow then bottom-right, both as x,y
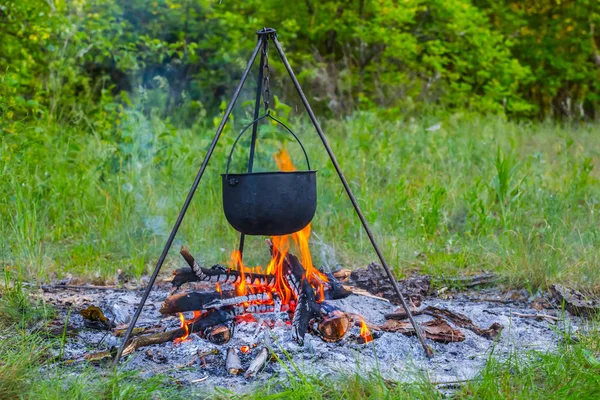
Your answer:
331,268 -> 352,283
292,277 -> 320,345
160,291 -> 224,314
122,310 -> 230,356
323,272 -> 352,300
226,347 -> 243,375
180,246 -> 276,287
113,325 -> 163,337
423,306 -> 503,339
315,308 -> 351,342
205,324 -> 232,345
203,292 -> 272,310
244,347 -> 268,379
170,267 -> 201,287
384,305 -> 424,320
374,318 -> 465,343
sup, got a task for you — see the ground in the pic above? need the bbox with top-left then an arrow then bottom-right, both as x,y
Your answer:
1,114 -> 600,398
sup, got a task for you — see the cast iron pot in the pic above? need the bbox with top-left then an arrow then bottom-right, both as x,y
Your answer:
222,114 -> 317,236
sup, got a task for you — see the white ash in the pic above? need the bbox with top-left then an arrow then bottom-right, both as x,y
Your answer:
41,285 -> 575,394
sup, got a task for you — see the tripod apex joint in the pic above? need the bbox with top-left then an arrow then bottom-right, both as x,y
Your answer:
257,27 -> 276,37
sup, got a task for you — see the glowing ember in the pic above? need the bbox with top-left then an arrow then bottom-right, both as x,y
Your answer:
174,312 -> 190,344
215,282 -> 222,294
240,345 -> 251,354
359,317 -> 373,344
235,313 -> 258,324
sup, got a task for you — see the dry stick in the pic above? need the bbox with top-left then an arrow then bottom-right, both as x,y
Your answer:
39,284 -> 128,292
122,327 -> 187,356
511,312 -> 560,322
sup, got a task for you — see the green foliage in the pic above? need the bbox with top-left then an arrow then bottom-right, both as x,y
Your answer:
475,0 -> 600,118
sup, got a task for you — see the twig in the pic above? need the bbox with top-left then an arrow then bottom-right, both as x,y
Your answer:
431,378 -> 483,386
39,284 -> 128,292
511,312 -> 560,322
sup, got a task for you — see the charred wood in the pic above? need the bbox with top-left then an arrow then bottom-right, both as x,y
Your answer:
203,292 -> 272,310
292,277 -> 320,345
373,318 -> 465,343
180,246 -> 276,287
160,291 -> 224,314
551,284 -> 600,318
170,267 -> 201,287
205,324 -> 233,345
160,290 -> 272,314
323,272 -> 352,300
423,306 -> 503,339
122,309 -> 230,356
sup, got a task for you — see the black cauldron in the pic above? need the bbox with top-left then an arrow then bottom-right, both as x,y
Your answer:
222,114 -> 317,236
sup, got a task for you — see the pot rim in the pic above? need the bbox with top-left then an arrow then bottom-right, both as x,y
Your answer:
221,170 -> 318,178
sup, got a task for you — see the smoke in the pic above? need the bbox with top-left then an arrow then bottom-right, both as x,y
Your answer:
311,232 -> 340,273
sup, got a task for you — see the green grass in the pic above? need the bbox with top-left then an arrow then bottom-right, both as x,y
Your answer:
2,111 -> 600,290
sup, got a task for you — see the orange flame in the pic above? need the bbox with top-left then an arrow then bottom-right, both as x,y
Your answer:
359,317 -> 373,344
174,312 -> 190,344
226,148 -> 328,312
215,282 -> 222,295
240,345 -> 251,354
273,148 -> 296,172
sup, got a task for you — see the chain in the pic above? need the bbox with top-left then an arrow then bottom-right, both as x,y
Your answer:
262,40 -> 271,113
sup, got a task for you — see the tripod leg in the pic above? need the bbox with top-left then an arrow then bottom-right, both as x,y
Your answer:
272,36 -> 433,357
238,39 -> 267,258
112,38 -> 264,366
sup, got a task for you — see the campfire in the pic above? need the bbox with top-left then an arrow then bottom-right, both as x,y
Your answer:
155,149 -> 360,349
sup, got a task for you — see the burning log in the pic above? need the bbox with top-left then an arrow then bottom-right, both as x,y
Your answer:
180,246 -> 276,287
170,267 -> 202,287
323,272 -> 352,300
292,277 -> 320,345
314,303 -> 351,342
244,347 -> 269,379
203,292 -> 272,310
160,290 -> 272,314
160,291 -> 224,314
226,347 -> 243,375
205,324 -> 233,345
122,310 -> 230,356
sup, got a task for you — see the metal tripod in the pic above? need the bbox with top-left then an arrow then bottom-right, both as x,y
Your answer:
113,28 -> 432,366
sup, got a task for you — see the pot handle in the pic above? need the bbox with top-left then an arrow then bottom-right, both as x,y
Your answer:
225,113 -> 311,183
